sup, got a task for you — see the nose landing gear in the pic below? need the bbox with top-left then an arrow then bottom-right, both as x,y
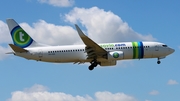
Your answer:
157,61 -> 161,64
157,58 -> 161,64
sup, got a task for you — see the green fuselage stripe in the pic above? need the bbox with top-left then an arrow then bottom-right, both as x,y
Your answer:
132,42 -> 144,59
132,42 -> 137,58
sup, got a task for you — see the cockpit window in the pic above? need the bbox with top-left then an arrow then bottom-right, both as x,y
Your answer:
162,45 -> 168,47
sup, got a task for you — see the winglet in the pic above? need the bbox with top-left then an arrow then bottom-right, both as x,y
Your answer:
9,44 -> 28,53
75,24 -> 107,59
75,24 -> 99,47
75,24 -> 86,37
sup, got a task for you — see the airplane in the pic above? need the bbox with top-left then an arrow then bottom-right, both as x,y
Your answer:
6,19 -> 175,70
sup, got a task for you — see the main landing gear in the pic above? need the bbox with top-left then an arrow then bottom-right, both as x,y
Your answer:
88,60 -> 99,71
157,58 -> 161,64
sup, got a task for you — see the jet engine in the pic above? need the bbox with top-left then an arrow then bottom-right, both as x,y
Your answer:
107,51 -> 124,60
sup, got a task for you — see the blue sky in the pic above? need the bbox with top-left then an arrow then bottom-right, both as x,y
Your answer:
0,0 -> 179,101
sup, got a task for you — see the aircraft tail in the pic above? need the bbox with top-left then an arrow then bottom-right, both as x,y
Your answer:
6,19 -> 43,48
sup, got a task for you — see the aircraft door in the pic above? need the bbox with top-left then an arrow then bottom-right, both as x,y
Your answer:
153,45 -> 162,57
155,45 -> 159,51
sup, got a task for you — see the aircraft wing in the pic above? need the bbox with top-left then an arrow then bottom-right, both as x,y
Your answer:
75,24 -> 107,59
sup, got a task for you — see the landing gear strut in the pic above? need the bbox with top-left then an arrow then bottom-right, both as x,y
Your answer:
157,58 -> 161,64
88,60 -> 99,71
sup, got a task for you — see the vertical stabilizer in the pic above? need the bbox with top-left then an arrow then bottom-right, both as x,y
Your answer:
6,19 -> 42,48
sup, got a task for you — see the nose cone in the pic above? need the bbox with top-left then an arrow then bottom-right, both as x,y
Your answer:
169,48 -> 175,54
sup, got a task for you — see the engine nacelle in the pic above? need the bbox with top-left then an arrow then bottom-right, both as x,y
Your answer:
107,51 -> 124,60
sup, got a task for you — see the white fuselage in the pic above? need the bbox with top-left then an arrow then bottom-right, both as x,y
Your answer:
6,19 -> 175,69
14,41 -> 174,66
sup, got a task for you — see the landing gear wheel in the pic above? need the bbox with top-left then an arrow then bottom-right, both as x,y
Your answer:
157,61 -> 161,64
93,62 -> 98,67
88,59 -> 99,71
157,58 -> 161,64
88,65 -> 94,70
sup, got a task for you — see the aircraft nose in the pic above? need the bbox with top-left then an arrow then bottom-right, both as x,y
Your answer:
169,48 -> 175,54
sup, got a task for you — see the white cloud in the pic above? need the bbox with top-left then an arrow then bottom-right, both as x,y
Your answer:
0,46 -> 11,60
167,79 -> 179,85
0,20 -> 13,60
0,20 -> 11,44
38,0 -> 74,7
23,84 -> 49,93
149,90 -> 159,95
178,46 -> 180,50
7,84 -> 137,101
18,7 -> 156,46
65,7 -> 156,43
95,91 -> 137,101
20,20 -> 81,45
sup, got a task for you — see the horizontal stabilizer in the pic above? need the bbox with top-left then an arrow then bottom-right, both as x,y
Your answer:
9,44 -> 28,53
6,52 -> 15,54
